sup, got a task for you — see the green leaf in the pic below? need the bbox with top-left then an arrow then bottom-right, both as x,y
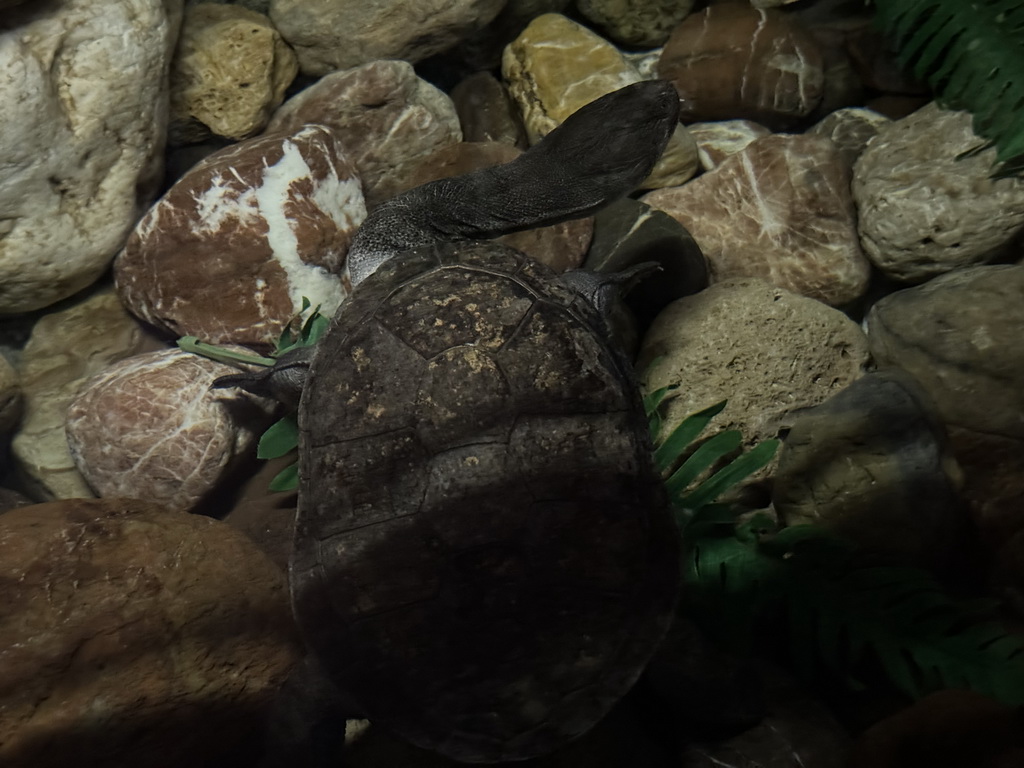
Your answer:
268,463 -> 299,492
257,416 -> 299,460
665,429 -> 742,499
177,336 -> 276,367
678,438 -> 779,511
653,400 -> 727,472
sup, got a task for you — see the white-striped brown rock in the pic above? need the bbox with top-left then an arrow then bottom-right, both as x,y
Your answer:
643,133 -> 870,307
66,349 -> 273,512
115,124 -> 364,347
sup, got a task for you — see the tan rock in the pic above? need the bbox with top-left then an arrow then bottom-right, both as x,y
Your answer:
0,354 -> 20,435
12,287 -> 150,500
115,124 -> 363,347
807,107 -> 889,168
67,349 -> 273,512
576,0 -> 696,47
686,119 -> 771,171
0,0 -> 183,314
0,497 -> 300,768
169,3 -> 298,142
502,13 -> 699,189
639,279 -> 870,474
657,2 -> 824,129
853,103 -> 1024,283
266,60 -> 462,207
270,0 -> 505,75
643,134 -> 871,307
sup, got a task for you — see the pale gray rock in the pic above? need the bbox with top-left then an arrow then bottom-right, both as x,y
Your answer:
576,0 -> 696,47
0,0 -> 183,314
269,0 -> 506,76
643,134 -> 872,307
115,124 -> 363,347
686,119 -> 771,171
854,102 -> 1024,282
0,354 -> 20,435
639,279 -> 870,477
773,370 -> 965,572
808,107 -> 889,168
169,3 -> 298,143
11,287 -> 150,500
0,497 -> 300,768
67,349 -> 273,511
266,60 -> 463,206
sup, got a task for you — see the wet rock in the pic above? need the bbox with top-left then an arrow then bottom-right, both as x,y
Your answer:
773,370 -> 966,572
807,107 -> 889,168
643,134 -> 871,307
575,0 -> 696,47
0,353 -> 20,435
502,13 -> 699,189
66,349 -> 274,512
394,141 -> 593,273
640,279 -> 870,474
686,119 -> 771,171
169,3 -> 298,143
853,103 -> 1024,283
269,0 -> 505,75
0,0 -> 182,314
451,71 -> 528,147
657,2 -> 824,129
0,497 -> 301,768
115,124 -> 363,347
11,287 -> 150,500
266,60 -> 463,207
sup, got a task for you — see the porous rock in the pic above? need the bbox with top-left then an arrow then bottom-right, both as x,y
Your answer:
502,13 -> 699,189
773,370 -> 965,572
639,279 -> 869,473
0,0 -> 182,314
169,3 -> 298,143
853,103 -> 1024,282
265,60 -> 463,207
269,0 -> 506,76
115,124 -> 363,347
0,354 -> 21,435
395,141 -> 593,273
643,134 -> 871,307
0,497 -> 300,768
66,349 -> 273,512
686,119 -> 771,171
11,287 -> 150,500
576,0 -> 696,47
657,2 -> 824,129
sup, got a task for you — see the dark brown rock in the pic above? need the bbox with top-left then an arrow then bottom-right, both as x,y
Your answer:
657,2 -> 824,129
115,124 -> 362,347
643,134 -> 871,307
0,497 -> 301,768
266,60 -> 462,207
450,71 -> 528,147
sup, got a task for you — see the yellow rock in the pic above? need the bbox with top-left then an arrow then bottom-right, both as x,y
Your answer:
501,13 -> 698,189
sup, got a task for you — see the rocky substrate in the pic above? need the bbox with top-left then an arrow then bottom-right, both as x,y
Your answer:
2,0 -> 1024,766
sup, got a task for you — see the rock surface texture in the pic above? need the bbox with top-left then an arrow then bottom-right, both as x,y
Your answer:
115,124 -> 363,346
66,349 -> 272,511
502,13 -> 699,189
0,497 -> 300,768
269,0 -> 506,75
854,103 -> 1024,283
0,0 -> 183,314
576,0 -> 696,47
0,354 -> 20,435
11,288 -> 150,500
265,60 -> 463,206
686,119 -> 771,171
657,2 -> 824,128
169,3 -> 298,142
643,134 -> 871,306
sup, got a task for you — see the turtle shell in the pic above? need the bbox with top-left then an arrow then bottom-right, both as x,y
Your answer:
291,242 -> 679,762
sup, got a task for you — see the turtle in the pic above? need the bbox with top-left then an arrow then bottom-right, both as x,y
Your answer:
217,81 -> 683,763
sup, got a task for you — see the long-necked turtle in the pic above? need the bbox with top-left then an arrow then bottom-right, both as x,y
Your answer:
219,81 -> 682,762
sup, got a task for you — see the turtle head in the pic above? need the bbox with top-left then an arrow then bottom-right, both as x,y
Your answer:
557,262 -> 661,318
211,345 -> 313,409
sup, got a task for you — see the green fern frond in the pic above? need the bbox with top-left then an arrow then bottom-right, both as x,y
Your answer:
875,0 -> 1024,175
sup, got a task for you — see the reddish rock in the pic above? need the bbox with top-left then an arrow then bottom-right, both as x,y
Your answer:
0,497 -> 301,768
66,349 -> 274,512
658,2 -> 824,129
266,60 -> 462,207
115,124 -> 363,347
396,141 -> 593,273
643,134 -> 870,307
